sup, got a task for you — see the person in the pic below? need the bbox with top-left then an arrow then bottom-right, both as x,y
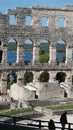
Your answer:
13,116 -> 16,125
49,119 -> 55,130
60,111 -> 67,130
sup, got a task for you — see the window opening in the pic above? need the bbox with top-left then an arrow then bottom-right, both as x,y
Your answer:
42,17 -> 48,27
25,16 -> 32,26
9,15 -> 16,25
40,40 -> 50,63
7,39 -> 17,64
58,18 -> 65,27
56,40 -> 66,64
24,40 -> 33,64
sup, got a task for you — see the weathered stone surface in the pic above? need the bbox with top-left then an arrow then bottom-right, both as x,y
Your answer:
0,6 -> 73,99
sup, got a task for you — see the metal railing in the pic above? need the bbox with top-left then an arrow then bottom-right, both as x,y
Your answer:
0,114 -> 73,129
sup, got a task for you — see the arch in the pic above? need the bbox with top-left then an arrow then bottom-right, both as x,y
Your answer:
56,40 -> 66,64
0,50 -> 3,63
24,39 -> 33,64
64,90 -> 67,97
40,40 -> 50,63
7,71 -> 17,89
56,72 -> 66,83
39,71 -> 49,82
0,40 -> 2,46
0,40 -> 3,63
24,71 -> 33,84
7,39 -> 17,64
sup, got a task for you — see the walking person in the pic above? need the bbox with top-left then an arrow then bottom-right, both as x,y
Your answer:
60,111 -> 67,130
48,119 -> 55,130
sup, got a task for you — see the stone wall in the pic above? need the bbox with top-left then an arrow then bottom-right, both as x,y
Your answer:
10,83 -> 36,100
0,6 -> 73,99
32,82 -> 64,99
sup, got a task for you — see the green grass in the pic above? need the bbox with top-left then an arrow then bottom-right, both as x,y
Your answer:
0,108 -> 34,119
47,104 -> 73,110
4,108 -> 34,115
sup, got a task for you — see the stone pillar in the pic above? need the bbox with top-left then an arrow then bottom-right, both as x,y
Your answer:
49,16 -> 56,30
16,43 -> 24,64
32,14 -> 41,27
17,71 -> 24,86
1,72 -> 7,94
65,45 -> 72,64
65,72 -> 72,85
49,44 -> 56,65
49,71 -> 56,83
32,45 -> 40,64
65,72 -> 72,97
2,43 -> 7,64
16,14 -> 24,26
33,71 -> 40,83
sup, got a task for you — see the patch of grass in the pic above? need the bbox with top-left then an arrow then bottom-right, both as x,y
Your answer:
47,104 -> 73,110
0,108 -> 34,119
4,108 -> 34,115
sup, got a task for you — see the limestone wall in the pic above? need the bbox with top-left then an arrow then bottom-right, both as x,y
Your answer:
0,6 -> 73,99
10,83 -> 36,100
33,82 -> 64,99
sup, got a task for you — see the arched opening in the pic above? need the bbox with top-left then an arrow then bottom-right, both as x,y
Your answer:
56,72 -> 66,83
24,40 -> 33,64
39,71 -> 49,82
72,51 -> 73,61
56,40 -> 66,64
0,41 -> 2,46
0,40 -> 3,63
24,71 -> 33,85
7,71 -> 17,89
40,40 -> 50,63
64,90 -> 67,97
0,50 -> 3,63
7,39 -> 17,64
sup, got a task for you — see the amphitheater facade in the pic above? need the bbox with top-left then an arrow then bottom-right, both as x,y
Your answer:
0,5 -> 73,100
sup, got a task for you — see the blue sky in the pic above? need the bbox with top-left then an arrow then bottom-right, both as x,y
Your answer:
1,0 -> 73,14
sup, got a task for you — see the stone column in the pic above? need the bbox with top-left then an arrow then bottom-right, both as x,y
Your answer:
49,44 -> 56,65
65,72 -> 72,97
65,72 -> 72,85
17,71 -> 24,86
1,72 -> 7,94
65,45 -> 72,64
32,13 -> 41,27
16,14 -> 24,26
33,71 -> 40,83
49,71 -> 56,83
16,42 -> 24,64
2,43 -> 7,64
32,45 -> 40,64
